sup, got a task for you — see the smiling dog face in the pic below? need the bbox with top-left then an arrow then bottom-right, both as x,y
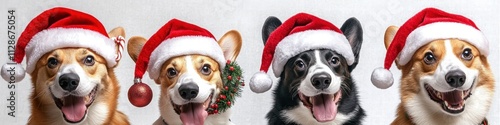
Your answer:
128,30 -> 242,125
28,27 -> 128,125
385,26 -> 495,124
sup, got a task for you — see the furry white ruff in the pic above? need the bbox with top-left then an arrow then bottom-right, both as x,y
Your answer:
272,30 -> 354,77
25,28 -> 117,73
398,22 -> 488,65
249,71 -> 273,93
406,86 -> 492,125
147,36 -> 225,79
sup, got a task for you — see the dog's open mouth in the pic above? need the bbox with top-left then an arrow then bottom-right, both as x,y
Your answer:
52,86 -> 97,123
425,83 -> 472,114
299,91 -> 342,122
172,92 -> 213,125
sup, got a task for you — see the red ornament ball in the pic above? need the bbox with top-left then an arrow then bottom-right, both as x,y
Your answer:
237,76 -> 241,80
226,60 -> 231,65
219,94 -> 227,100
227,75 -> 232,80
211,104 -> 219,109
213,109 -> 219,114
229,67 -> 234,71
128,82 -> 153,107
224,86 -> 229,90
226,101 -> 231,106
241,82 -> 245,86
217,98 -> 221,102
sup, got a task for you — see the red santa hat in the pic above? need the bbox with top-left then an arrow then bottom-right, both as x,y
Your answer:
1,7 -> 124,83
128,19 -> 225,107
249,13 -> 355,93
371,8 -> 488,89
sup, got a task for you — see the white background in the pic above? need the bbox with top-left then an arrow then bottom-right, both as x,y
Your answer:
1,0 -> 499,125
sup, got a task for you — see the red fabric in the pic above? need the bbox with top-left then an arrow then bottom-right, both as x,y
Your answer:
260,13 -> 343,73
15,7 -> 108,63
134,19 -> 216,79
384,7 -> 479,69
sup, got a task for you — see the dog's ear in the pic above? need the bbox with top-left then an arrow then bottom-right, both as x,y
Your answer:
127,36 -> 147,62
262,16 -> 282,44
384,26 -> 399,49
218,30 -> 242,62
340,17 -> 363,72
108,27 -> 126,38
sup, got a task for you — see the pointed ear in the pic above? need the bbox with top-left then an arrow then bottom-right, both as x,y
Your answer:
340,17 -> 363,72
384,26 -> 399,49
108,27 -> 126,38
127,36 -> 147,62
262,16 -> 282,45
218,30 -> 242,62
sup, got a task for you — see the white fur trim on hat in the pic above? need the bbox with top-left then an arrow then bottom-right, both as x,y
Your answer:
398,22 -> 488,65
272,30 -> 354,77
249,71 -> 273,93
25,28 -> 117,73
147,36 -> 225,79
371,67 -> 393,89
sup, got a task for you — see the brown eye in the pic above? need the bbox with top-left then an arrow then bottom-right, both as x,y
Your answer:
47,57 -> 58,69
330,57 -> 340,66
423,52 -> 436,65
200,64 -> 211,75
167,68 -> 178,78
295,60 -> 306,71
461,48 -> 473,61
83,55 -> 95,66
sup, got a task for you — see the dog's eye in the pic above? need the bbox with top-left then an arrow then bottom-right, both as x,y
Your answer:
47,57 -> 58,69
461,48 -> 473,61
330,57 -> 340,66
200,64 -> 211,75
83,55 -> 95,66
167,68 -> 178,78
423,52 -> 436,65
295,60 -> 306,71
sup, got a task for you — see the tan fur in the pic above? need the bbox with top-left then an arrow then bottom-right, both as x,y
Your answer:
385,26 -> 495,125
28,27 -> 129,125
128,30 -> 242,124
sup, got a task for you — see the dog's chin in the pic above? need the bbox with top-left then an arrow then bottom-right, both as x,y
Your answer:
424,83 -> 473,115
298,91 -> 342,123
172,92 -> 213,125
52,86 -> 98,123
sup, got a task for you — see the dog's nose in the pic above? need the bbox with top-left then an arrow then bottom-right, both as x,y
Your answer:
311,73 -> 331,90
59,73 -> 80,92
445,70 -> 466,88
178,83 -> 199,100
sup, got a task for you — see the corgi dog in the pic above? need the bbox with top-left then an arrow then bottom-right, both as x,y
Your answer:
28,27 -> 130,125
127,27 -> 242,125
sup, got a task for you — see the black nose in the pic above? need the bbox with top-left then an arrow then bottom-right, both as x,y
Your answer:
311,73 -> 332,90
445,70 -> 466,88
59,73 -> 80,92
178,83 -> 199,100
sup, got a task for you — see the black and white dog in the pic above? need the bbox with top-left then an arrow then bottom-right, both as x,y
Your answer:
262,16 -> 365,125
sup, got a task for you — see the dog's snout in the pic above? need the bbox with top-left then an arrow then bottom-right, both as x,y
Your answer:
59,73 -> 80,92
178,83 -> 199,100
445,70 -> 466,88
311,73 -> 331,90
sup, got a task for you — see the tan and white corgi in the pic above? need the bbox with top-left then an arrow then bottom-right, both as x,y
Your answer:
127,28 -> 242,125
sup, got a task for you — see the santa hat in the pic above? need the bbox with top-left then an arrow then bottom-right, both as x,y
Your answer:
371,8 -> 488,89
249,13 -> 355,93
128,19 -> 225,107
1,7 -> 124,83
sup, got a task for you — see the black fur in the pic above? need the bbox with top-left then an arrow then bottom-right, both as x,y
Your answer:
262,16 -> 365,125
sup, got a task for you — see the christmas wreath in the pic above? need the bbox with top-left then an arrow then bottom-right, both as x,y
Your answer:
207,60 -> 244,114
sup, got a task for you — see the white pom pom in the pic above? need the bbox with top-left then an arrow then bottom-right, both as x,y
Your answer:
249,71 -> 273,93
371,67 -> 393,89
1,63 -> 26,83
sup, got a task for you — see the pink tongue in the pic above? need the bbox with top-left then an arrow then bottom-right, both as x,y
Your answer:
180,103 -> 208,125
61,96 -> 87,122
311,94 -> 337,122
